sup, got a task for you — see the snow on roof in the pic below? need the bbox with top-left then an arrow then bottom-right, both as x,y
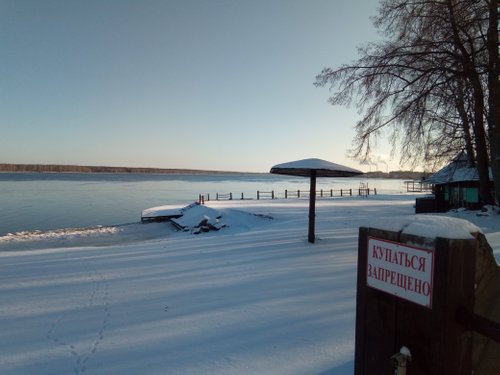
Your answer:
425,164 -> 479,184
270,158 -> 362,177
425,152 -> 491,184
368,215 -> 481,239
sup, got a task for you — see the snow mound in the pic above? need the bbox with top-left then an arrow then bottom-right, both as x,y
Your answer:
368,215 -> 481,239
171,204 -> 224,233
170,204 -> 273,234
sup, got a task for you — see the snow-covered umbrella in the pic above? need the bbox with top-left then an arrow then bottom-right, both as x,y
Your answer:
270,158 -> 363,243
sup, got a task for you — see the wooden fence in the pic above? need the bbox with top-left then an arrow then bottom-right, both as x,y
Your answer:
216,192 -> 233,200
405,180 -> 433,192
198,187 -> 377,203
257,190 -> 274,200
285,189 -> 342,198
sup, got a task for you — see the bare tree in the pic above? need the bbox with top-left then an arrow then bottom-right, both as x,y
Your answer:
444,0 -> 492,203
486,0 -> 500,202
315,0 -> 496,204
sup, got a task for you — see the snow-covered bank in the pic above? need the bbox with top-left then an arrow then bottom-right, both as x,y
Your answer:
1,194 -> 499,375
0,222 -> 174,252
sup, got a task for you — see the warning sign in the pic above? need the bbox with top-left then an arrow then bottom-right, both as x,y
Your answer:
367,237 -> 435,308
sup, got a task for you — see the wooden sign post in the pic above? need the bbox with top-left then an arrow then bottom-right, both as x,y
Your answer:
355,226 -> 476,375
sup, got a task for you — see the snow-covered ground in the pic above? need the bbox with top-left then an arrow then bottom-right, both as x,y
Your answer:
1,194 -> 499,375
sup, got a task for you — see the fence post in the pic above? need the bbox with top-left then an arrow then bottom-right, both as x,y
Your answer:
341,189 -> 344,197
298,190 -> 300,198
285,189 -> 288,199
257,190 -> 260,200
272,190 -> 275,199
331,189 -> 333,197
241,193 -> 244,200
230,192 -> 233,200
216,193 -> 219,200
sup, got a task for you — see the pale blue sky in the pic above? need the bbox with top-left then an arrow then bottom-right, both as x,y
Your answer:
1,0 -> 389,172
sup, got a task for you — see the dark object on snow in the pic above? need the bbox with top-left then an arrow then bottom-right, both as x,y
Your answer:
192,217 -> 225,234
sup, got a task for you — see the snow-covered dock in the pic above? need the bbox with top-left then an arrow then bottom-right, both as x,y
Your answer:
140,202 -> 197,223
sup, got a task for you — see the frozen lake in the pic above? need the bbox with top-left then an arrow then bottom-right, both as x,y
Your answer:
0,172 -> 410,237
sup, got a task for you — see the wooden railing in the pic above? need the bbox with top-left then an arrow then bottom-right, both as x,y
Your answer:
405,180 -> 433,192
216,192 -> 233,200
257,190 -> 275,200
198,187 -> 377,203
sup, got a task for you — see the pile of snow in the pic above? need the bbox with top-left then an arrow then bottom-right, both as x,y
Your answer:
370,215 -> 482,239
171,204 -> 225,233
169,203 -> 274,234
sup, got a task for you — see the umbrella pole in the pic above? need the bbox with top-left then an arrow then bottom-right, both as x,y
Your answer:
308,170 -> 317,243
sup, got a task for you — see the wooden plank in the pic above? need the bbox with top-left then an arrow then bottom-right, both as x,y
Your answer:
456,307 -> 500,343
391,235 -> 475,375
438,238 -> 474,375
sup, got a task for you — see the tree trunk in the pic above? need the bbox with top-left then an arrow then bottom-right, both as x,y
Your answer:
487,0 -> 500,204
456,79 -> 476,165
470,76 -> 494,204
446,0 -> 494,204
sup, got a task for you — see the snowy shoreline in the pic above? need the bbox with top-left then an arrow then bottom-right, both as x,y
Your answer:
1,194 -> 499,374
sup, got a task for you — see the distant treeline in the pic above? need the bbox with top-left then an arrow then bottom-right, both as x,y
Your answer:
0,164 -> 246,175
364,171 -> 427,180
0,164 -> 428,179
